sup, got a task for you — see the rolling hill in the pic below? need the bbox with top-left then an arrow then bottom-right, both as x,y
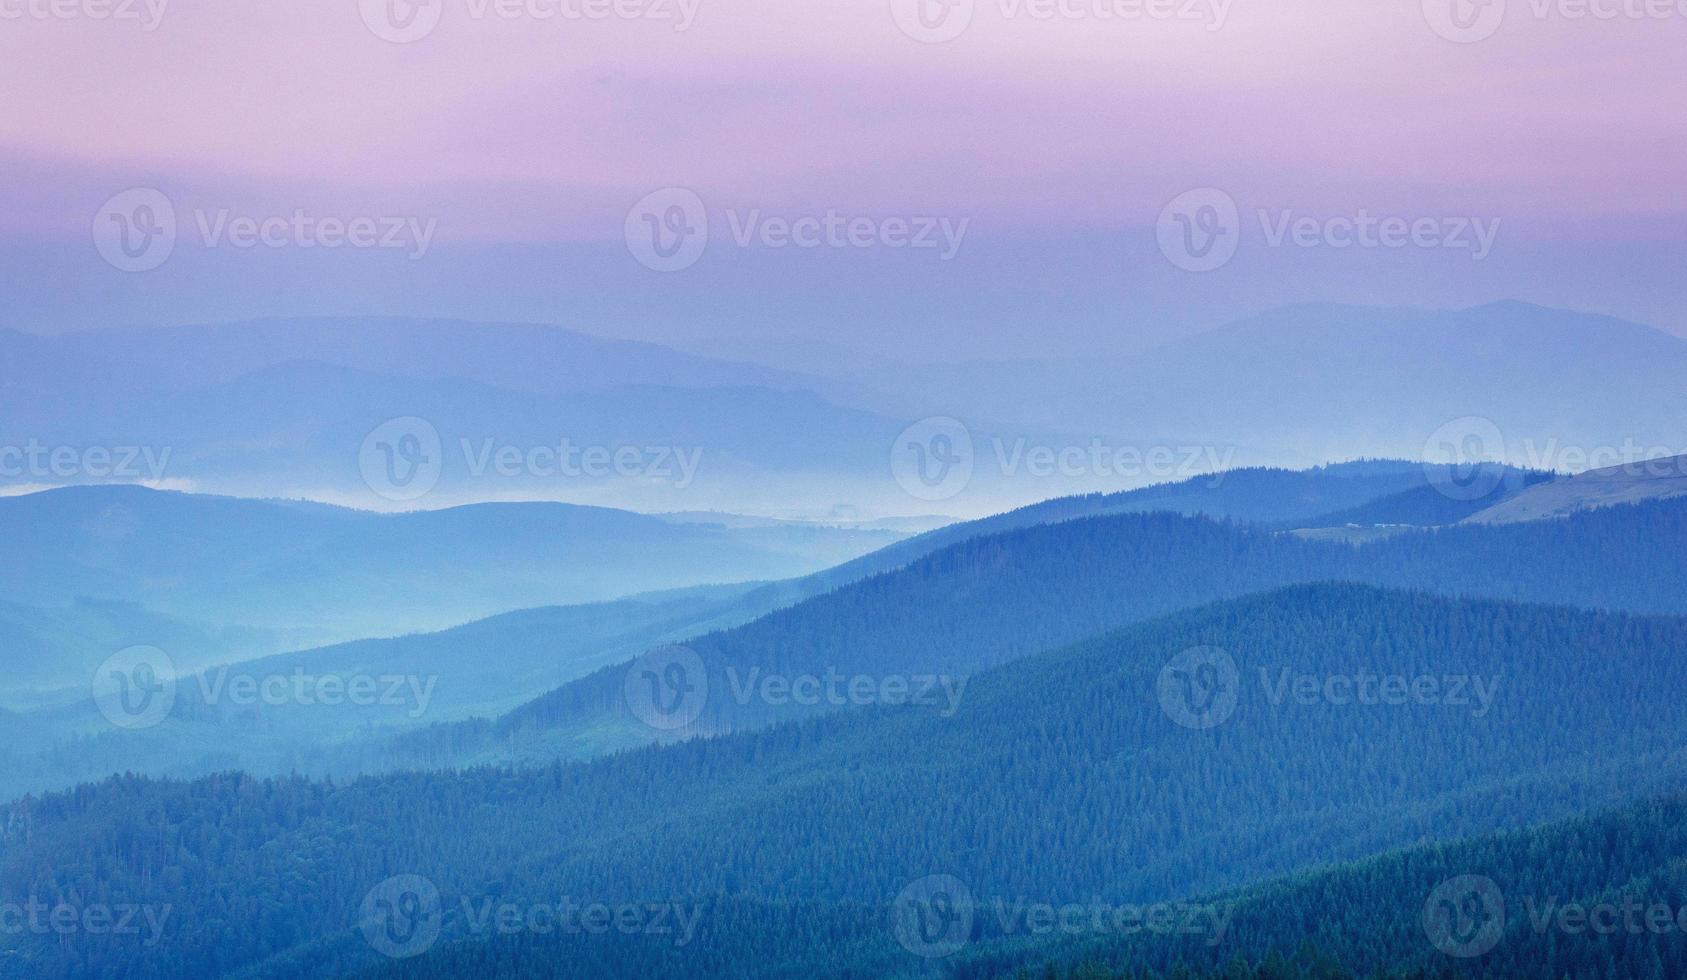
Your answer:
1466,452 -> 1687,524
0,485 -> 907,643
846,302 -> 1687,467
360,789 -> 1687,979
0,460 -> 1515,795
5,586 -> 1687,978
14,303 -> 1683,517
950,789 -> 1687,979
395,494 -> 1687,768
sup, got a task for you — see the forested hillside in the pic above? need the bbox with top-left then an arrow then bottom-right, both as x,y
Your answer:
0,462 -> 1555,796
360,787 -> 1687,979
392,497 -> 1687,768
5,586 -> 1686,978
951,791 -> 1687,979
0,485 -> 904,642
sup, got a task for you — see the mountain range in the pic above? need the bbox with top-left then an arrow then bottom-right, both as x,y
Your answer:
0,485 -> 905,678
6,584 -> 1687,979
8,301 -> 1686,516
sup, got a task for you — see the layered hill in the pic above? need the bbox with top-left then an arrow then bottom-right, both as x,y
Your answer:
1466,452 -> 1687,524
0,461 -> 1526,795
405,495 -> 1687,767
4,586 -> 1687,978
0,485 -> 906,645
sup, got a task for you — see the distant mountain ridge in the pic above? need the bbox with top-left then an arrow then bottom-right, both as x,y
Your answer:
9,302 -> 1684,515
387,493 -> 1687,771
1466,452 -> 1687,524
0,459 -> 1541,796
812,300 -> 1687,468
0,316 -> 835,398
0,484 -> 907,645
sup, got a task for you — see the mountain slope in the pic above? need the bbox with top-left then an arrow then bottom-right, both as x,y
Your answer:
955,789 -> 1687,979
16,304 -> 1681,516
0,485 -> 907,640
1466,452 -> 1687,524
6,586 -> 1687,979
1289,468 -> 1555,529
726,458 -> 1532,617
414,495 -> 1687,766
0,317 -> 839,406
0,583 -> 777,801
0,462 -> 1511,795
0,598 -> 324,701
363,788 -> 1687,980
846,301 -> 1687,467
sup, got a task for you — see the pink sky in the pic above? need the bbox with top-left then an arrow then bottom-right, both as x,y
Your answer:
5,0 -> 1683,223
2,0 -> 1684,350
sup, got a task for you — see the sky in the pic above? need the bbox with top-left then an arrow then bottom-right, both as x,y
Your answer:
2,0 -> 1685,359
